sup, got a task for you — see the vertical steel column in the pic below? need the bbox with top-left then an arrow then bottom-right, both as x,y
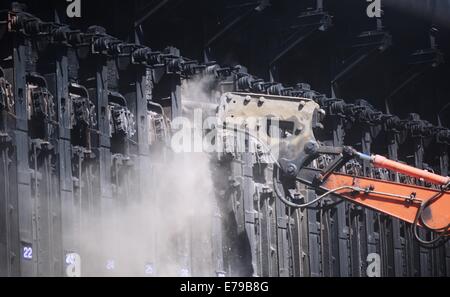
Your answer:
0,132 -> 18,276
53,47 -> 75,277
361,128 -> 381,277
412,130 -> 432,276
251,162 -> 278,277
30,138 -> 59,276
259,182 -> 278,276
306,187 -> 321,276
330,116 -> 350,276
135,66 -> 154,275
43,54 -> 66,277
274,184 -> 291,276
287,186 -> 310,277
13,34 -> 37,276
0,73 -> 20,276
230,160 -> 246,276
226,158 -> 252,276
92,54 -> 113,275
386,127 -> 408,276
241,151 -> 262,276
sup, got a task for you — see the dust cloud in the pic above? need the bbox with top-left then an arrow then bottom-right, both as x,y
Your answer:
74,75 -> 221,277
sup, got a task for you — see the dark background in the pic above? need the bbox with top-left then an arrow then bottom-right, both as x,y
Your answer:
3,0 -> 450,126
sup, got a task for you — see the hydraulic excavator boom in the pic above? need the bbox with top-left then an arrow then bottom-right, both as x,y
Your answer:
296,148 -> 450,241
217,92 -> 450,245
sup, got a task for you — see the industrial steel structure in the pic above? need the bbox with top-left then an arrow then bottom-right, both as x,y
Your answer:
0,1 -> 449,277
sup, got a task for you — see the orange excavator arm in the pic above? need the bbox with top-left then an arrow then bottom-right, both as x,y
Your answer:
286,146 -> 450,244
322,172 -> 450,232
